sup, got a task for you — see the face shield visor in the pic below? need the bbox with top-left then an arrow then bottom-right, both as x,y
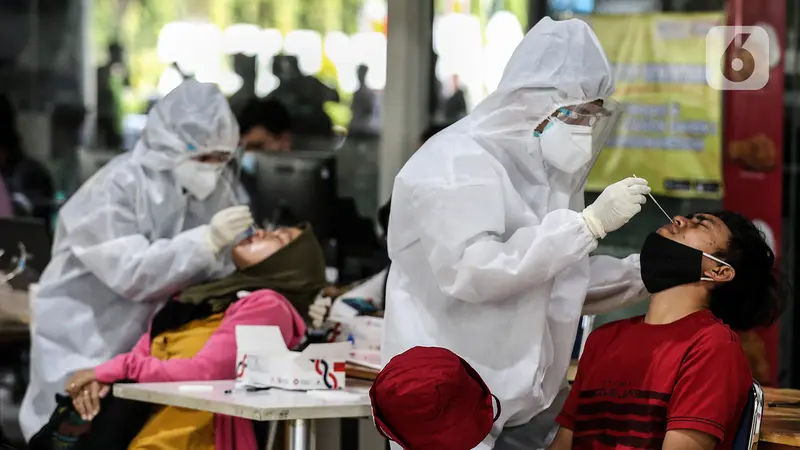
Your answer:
586,98 -> 622,158
536,98 -> 622,178
573,98 -> 622,186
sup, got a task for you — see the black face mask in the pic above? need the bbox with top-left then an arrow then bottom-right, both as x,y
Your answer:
640,232 -> 729,294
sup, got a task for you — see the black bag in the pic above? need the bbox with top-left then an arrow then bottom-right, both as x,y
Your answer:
28,386 -> 153,450
28,394 -> 92,450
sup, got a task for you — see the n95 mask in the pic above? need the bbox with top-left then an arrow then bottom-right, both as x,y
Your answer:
539,118 -> 593,173
173,159 -> 225,200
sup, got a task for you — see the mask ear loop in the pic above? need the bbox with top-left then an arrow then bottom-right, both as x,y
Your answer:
491,394 -> 502,422
370,400 -> 399,445
700,253 -> 732,281
374,421 -> 393,442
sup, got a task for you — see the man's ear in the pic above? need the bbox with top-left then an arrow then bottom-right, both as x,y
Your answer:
706,265 -> 735,283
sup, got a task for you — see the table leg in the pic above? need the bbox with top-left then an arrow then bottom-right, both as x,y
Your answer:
341,418 -> 359,450
286,418 -> 312,450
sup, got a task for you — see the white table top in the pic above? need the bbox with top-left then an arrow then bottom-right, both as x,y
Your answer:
113,380 -> 373,421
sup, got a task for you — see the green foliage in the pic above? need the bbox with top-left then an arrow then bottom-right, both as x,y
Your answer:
503,0 -> 528,28
91,0 -> 112,63
341,0 -> 361,34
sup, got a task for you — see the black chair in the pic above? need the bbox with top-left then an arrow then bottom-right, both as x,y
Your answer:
731,380 -> 764,450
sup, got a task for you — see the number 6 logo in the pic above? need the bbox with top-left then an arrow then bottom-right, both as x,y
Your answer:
705,26 -> 770,91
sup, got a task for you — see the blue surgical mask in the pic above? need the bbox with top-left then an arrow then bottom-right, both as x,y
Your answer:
241,152 -> 257,174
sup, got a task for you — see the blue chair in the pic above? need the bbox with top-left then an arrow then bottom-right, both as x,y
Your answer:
732,380 -> 764,450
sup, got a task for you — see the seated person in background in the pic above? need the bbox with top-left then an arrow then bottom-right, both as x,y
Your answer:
238,98 -> 292,154
237,98 -> 293,227
308,197 -> 390,328
62,224 -> 326,450
0,94 -> 55,224
549,211 -> 782,450
308,123 -> 450,328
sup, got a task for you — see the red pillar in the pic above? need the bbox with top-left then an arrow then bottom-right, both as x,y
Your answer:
722,0 -> 786,386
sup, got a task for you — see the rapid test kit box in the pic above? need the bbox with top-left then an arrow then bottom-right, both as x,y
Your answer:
328,299 -> 383,352
235,325 -> 350,390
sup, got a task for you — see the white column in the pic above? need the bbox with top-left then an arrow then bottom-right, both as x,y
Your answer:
379,0 -> 433,204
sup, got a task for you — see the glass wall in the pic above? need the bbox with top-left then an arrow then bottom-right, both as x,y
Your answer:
429,0 -> 528,122
92,0 -> 387,219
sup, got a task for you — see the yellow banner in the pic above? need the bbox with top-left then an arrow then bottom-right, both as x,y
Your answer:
584,14 -> 724,198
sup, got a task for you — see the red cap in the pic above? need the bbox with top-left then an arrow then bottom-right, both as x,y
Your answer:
369,347 -> 500,450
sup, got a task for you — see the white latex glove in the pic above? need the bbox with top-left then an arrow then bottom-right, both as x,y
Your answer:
204,206 -> 254,254
309,296 -> 332,329
581,177 -> 650,239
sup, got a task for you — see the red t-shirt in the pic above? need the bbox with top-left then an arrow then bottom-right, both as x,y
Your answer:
556,310 -> 752,450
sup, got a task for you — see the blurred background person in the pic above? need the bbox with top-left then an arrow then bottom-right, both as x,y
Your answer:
269,55 -> 339,139
96,41 -> 127,149
309,123 -> 449,327
349,64 -> 379,137
237,97 -> 293,228
238,98 -> 293,154
0,94 -> 55,226
19,80 -> 254,440
443,74 -> 467,124
228,53 -> 258,118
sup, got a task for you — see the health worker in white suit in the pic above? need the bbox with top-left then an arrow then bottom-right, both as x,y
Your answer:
382,17 -> 651,450
20,80 -> 254,439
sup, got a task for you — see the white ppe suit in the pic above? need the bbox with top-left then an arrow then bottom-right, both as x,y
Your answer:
382,18 -> 649,450
20,80 -> 241,439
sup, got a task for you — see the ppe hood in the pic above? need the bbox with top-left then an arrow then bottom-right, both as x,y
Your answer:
134,79 -> 240,171
468,17 -> 620,191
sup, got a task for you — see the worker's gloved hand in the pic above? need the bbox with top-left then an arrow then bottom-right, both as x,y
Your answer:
309,296 -> 332,329
204,206 -> 254,254
581,177 -> 650,239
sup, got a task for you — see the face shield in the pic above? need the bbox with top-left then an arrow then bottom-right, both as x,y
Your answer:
536,98 -> 622,176
587,98 -> 622,157
573,98 -> 623,192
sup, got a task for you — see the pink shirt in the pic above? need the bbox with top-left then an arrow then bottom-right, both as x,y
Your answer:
95,289 -> 308,450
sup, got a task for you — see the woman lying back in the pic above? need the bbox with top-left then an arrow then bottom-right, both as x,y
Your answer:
56,224 -> 325,450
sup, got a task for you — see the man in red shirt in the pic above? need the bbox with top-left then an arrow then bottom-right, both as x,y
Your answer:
549,211 -> 782,450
